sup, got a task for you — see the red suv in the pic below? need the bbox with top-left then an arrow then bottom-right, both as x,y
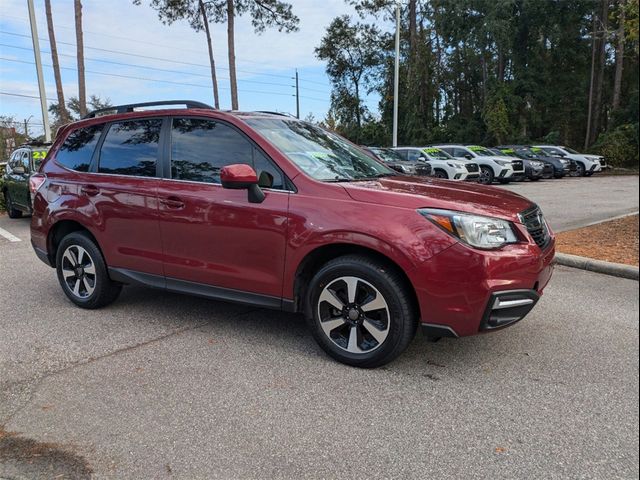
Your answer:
30,101 -> 555,367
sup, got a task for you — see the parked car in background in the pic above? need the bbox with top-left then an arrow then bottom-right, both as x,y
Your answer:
503,146 -> 575,179
490,147 -> 550,181
361,146 -> 432,177
433,145 -> 525,185
533,145 -> 605,177
393,147 -> 480,181
2,142 -> 50,218
29,100 -> 555,368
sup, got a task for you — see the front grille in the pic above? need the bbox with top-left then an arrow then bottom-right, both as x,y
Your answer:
599,159 -> 606,166
519,205 -> 551,250
511,160 -> 524,171
465,163 -> 479,172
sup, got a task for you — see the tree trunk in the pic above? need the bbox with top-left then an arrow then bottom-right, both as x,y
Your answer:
590,0 -> 609,144
74,0 -> 86,117
199,0 -> 220,109
612,0 -> 625,110
227,0 -> 239,110
409,0 -> 417,57
585,9 -> 598,149
45,0 -> 68,123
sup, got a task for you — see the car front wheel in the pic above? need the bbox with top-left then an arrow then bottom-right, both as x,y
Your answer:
56,231 -> 122,309
479,166 -> 494,185
570,162 -> 586,177
434,169 -> 448,179
306,255 -> 418,368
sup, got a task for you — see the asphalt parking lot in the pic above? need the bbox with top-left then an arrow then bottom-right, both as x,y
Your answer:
1,175 -> 638,479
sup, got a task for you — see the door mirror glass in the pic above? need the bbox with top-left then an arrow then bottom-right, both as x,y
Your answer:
464,154 -> 473,160
220,164 -> 265,203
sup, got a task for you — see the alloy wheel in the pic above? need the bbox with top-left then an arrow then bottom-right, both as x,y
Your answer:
479,168 -> 492,184
316,276 -> 390,354
61,245 -> 96,299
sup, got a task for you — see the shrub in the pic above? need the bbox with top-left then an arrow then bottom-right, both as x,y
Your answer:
591,123 -> 639,168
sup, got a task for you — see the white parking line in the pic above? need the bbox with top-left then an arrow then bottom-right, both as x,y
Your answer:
0,226 -> 21,242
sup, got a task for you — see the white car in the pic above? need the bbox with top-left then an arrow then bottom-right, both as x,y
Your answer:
533,145 -> 605,176
432,145 -> 525,185
393,147 -> 480,181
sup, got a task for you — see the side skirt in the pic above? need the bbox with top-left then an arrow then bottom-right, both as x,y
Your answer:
108,267 -> 291,311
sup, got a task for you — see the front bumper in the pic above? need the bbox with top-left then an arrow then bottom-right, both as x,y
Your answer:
410,238 -> 555,338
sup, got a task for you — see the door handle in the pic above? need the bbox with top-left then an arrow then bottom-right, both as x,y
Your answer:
81,185 -> 99,196
160,196 -> 185,209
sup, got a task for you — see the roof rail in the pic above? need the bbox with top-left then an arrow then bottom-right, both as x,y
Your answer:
83,100 -> 214,119
254,110 -> 297,118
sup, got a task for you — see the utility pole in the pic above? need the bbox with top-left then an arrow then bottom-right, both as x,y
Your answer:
27,0 -> 51,142
295,69 -> 300,119
392,1 -> 401,147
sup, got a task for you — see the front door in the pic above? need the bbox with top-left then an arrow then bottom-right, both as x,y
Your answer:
157,117 -> 290,300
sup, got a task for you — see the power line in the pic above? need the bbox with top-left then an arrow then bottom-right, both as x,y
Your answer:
0,91 -> 44,99
0,30 -> 296,80
0,56 -> 299,98
0,42 -> 299,89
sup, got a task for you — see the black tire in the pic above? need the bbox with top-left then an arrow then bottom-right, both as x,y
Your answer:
4,191 -> 22,219
434,169 -> 448,179
479,166 -> 494,185
305,254 -> 418,368
55,231 -> 122,309
571,162 -> 586,177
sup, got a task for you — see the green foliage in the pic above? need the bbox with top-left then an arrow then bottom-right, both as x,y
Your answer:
319,0 -> 638,155
134,0 -> 298,33
483,91 -> 511,145
592,123 -> 639,168
49,95 -> 112,137
315,15 -> 382,142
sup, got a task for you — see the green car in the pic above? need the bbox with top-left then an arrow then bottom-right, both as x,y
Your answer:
2,143 -> 50,218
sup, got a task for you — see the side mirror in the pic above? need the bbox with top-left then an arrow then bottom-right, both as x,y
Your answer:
12,165 -> 26,175
464,154 -> 473,160
220,164 -> 265,204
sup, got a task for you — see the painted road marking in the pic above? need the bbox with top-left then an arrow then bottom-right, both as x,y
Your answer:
0,226 -> 21,242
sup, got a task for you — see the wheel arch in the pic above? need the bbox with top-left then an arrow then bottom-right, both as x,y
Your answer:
47,220 -> 102,266
292,243 -> 420,320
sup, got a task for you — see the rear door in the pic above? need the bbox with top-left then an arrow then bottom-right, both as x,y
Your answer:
157,116 -> 290,300
86,118 -> 165,277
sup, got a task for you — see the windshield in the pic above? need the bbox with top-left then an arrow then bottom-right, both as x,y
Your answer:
371,148 -> 404,163
563,147 -> 579,154
496,148 -> 519,158
422,147 -> 451,160
245,118 -> 395,181
541,147 -> 564,156
467,146 -> 495,157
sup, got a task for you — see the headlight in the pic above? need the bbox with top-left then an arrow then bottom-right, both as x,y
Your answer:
494,160 -> 511,166
418,208 -> 519,249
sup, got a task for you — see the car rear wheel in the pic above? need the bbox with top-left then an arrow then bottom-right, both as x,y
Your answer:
306,255 -> 418,368
4,191 -> 22,219
434,169 -> 448,179
479,166 -> 494,185
56,231 -> 122,309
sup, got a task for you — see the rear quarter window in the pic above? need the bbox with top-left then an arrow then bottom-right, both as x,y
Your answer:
56,125 -> 104,172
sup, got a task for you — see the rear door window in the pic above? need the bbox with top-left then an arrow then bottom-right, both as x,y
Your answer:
406,150 -> 422,162
56,125 -> 104,172
98,119 -> 162,177
170,117 -> 284,189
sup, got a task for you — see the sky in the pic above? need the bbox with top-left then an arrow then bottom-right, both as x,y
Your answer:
0,0 -> 381,137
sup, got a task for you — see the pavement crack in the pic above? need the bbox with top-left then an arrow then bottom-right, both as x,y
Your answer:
2,308 -> 258,426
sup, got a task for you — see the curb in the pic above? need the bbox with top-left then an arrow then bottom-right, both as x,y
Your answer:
555,252 -> 639,281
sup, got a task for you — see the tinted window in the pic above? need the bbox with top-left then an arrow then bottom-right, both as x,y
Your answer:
32,149 -> 48,168
56,125 -> 103,172
170,118 -> 283,188
394,150 -> 408,161
406,150 -> 422,162
98,119 -> 162,177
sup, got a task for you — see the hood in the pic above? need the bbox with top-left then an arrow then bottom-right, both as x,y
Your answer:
341,176 -> 534,222
583,154 -> 603,160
